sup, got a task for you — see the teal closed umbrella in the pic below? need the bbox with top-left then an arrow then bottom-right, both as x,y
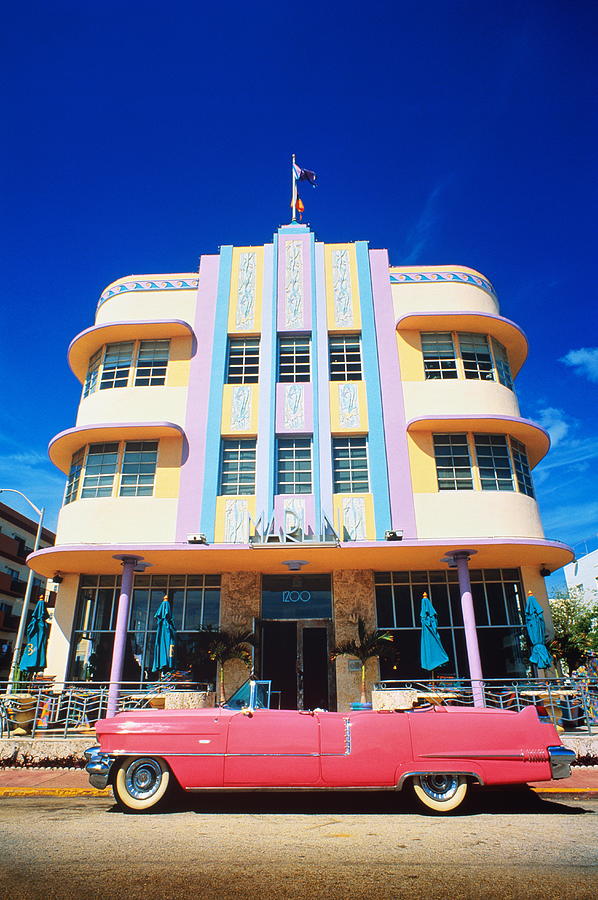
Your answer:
152,596 -> 176,674
525,592 -> 553,669
19,597 -> 49,672
420,592 -> 449,671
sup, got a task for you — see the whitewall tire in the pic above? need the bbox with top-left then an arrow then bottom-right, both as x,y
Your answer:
412,773 -> 468,813
114,756 -> 171,811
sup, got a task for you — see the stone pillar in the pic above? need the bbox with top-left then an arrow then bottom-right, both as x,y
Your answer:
106,555 -> 142,718
445,550 -> 485,707
332,569 -> 376,712
218,572 -> 261,700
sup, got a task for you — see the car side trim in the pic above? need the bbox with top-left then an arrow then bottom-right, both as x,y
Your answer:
396,771 -> 484,789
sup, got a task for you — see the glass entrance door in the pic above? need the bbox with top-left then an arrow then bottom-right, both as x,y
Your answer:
260,619 -> 335,711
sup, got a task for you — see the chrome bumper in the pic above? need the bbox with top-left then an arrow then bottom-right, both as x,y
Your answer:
84,746 -> 116,790
548,745 -> 576,780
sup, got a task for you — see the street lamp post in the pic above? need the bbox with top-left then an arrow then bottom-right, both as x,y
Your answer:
0,489 -> 46,690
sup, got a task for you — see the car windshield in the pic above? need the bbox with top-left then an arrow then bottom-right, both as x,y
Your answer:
224,679 -> 272,710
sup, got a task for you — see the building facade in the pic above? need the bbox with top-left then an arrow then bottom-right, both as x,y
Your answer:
0,502 -> 55,677
30,224 -> 573,709
563,549 -> 598,598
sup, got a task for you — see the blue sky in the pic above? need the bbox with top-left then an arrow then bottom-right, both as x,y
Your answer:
1,1 -> 596,589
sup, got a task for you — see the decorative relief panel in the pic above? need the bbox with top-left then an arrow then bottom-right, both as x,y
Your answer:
342,497 -> 366,541
339,383 -> 360,428
284,498 -> 305,537
236,252 -> 256,331
332,249 -> 353,327
231,385 -> 251,431
285,241 -> 304,328
224,499 -> 249,543
284,384 -> 304,430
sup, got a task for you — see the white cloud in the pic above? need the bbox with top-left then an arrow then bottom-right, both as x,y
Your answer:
536,406 -> 570,447
560,347 -> 598,383
401,181 -> 447,264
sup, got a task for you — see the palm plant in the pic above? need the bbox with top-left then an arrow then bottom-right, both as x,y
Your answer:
207,629 -> 257,705
331,617 -> 397,705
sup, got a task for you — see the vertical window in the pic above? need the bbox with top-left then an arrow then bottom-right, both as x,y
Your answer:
459,333 -> 494,380
226,338 -> 260,384
492,339 -> 513,390
65,448 -> 85,505
278,337 -> 310,382
329,335 -> 362,381
135,341 -> 169,386
219,439 -> 257,495
119,441 -> 158,496
511,438 -> 535,497
332,437 -> 369,492
433,434 -> 473,490
100,342 -> 134,390
421,333 -> 458,380
83,349 -> 102,398
276,438 -> 312,493
80,443 -> 119,498
474,434 -> 514,491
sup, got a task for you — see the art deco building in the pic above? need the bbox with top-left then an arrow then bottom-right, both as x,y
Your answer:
29,224 -> 573,709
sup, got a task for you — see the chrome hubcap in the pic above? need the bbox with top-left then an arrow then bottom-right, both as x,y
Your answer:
419,774 -> 460,802
124,758 -> 163,800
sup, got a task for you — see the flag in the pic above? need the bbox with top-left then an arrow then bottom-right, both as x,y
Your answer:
293,162 -> 317,186
290,195 -> 305,221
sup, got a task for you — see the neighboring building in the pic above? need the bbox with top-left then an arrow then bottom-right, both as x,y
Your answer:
0,502 -> 55,677
563,548 -> 598,599
29,224 -> 573,709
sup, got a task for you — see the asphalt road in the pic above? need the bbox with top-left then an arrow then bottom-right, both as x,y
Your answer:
1,790 -> 597,900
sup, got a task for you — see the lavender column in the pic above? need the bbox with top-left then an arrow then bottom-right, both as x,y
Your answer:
106,555 -> 142,718
448,550 -> 485,707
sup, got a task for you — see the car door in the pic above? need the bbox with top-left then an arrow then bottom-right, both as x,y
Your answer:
319,711 -> 412,786
224,709 -> 321,786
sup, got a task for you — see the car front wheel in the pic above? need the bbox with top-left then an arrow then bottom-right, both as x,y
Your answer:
113,756 -> 171,811
412,773 -> 468,813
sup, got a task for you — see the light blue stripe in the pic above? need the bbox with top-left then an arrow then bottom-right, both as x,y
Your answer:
355,241 -> 391,538
255,242 -> 275,527
309,232 -> 321,532
199,245 -> 233,540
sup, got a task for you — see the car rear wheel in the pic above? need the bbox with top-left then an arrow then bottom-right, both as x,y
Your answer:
114,756 -> 171,811
412,773 -> 468,813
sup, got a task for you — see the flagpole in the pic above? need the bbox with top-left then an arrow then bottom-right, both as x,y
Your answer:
291,153 -> 297,222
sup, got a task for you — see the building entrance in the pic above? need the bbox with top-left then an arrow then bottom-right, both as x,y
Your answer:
260,620 -> 333,711
259,574 -> 335,711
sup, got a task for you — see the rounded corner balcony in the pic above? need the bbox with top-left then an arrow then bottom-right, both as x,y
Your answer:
68,319 -> 195,382
96,273 -> 199,314
396,312 -> 528,376
49,422 -> 186,473
406,414 -> 550,467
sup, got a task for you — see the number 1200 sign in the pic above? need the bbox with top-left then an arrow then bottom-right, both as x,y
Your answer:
281,591 -> 311,603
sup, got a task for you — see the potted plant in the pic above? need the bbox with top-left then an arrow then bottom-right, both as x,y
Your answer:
331,617 -> 397,708
207,629 -> 257,705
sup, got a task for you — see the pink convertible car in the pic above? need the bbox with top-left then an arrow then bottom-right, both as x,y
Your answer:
85,680 -> 575,813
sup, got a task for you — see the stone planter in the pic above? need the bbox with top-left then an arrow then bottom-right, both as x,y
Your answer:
372,689 -> 418,711
164,691 -> 216,710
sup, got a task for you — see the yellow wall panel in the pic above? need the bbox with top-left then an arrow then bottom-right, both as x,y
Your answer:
214,495 -> 257,543
397,332 -> 424,381
324,244 -> 362,332
329,382 -> 369,433
227,246 -> 263,334
167,335 -> 193,387
333,493 -> 375,541
408,432 -> 438,493
220,384 -> 259,435
155,437 -> 183,498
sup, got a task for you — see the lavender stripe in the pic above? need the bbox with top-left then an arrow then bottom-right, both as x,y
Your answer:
315,241 -> 333,525
369,249 -> 417,538
255,243 -> 275,527
175,255 -> 220,540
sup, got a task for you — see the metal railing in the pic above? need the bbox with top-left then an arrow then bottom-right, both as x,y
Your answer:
373,677 -> 598,734
0,680 -> 214,739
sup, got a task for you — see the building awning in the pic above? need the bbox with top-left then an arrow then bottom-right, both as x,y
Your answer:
396,312 -> 528,375
48,422 -> 185,473
27,537 -> 574,578
68,320 -> 194,382
407,415 -> 549,466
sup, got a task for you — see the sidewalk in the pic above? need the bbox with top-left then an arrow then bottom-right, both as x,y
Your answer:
0,767 -> 596,798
